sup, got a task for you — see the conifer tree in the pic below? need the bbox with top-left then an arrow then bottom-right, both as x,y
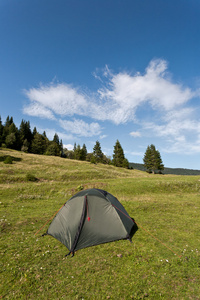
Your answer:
19,120 -> 32,151
5,122 -> 20,150
81,143 -> 87,161
112,140 -> 129,168
53,133 -> 59,145
31,132 -> 47,154
32,127 -> 37,137
2,116 -> 14,143
143,144 -> 164,174
93,141 -> 103,163
74,144 -> 82,160
45,141 -> 60,156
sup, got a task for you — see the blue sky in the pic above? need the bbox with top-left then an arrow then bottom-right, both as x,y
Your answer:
1,0 -> 200,169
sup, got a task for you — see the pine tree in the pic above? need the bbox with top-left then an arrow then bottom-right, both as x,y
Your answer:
31,132 -> 47,154
112,140 -> 129,168
53,133 -> 59,145
5,122 -> 20,150
2,116 -> 14,144
143,144 -> 164,174
74,144 -> 82,160
45,141 -> 60,156
81,144 -> 87,161
19,120 -> 32,151
93,141 -> 103,163
32,127 -> 37,137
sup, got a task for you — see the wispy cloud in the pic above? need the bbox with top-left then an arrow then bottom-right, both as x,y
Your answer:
23,59 -> 200,153
24,59 -> 195,124
143,107 -> 200,154
23,102 -> 56,120
97,59 -> 194,123
59,119 -> 102,137
34,127 -> 74,141
130,131 -> 141,137
24,83 -> 90,118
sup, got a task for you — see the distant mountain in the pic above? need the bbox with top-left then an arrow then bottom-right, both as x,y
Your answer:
129,163 -> 200,175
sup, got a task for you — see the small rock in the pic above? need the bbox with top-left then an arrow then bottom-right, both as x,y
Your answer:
117,254 -> 123,258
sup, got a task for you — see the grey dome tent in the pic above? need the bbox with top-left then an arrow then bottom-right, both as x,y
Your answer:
43,188 -> 138,256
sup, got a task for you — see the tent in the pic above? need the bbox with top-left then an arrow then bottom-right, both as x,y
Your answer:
43,188 -> 138,256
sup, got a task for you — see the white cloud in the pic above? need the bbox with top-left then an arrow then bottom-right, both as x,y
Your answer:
23,83 -> 90,118
145,107 -> 200,139
34,127 -> 74,141
100,135 -> 107,139
98,59 -> 194,123
63,144 -> 74,150
130,131 -> 141,137
59,119 -> 102,137
23,59 -> 200,154
143,106 -> 200,154
23,102 -> 56,120
23,59 -> 195,125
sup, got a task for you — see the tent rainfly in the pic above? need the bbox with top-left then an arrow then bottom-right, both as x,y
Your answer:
43,188 -> 138,256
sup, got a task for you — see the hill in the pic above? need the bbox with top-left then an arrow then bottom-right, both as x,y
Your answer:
129,162 -> 200,175
1,148 -> 200,299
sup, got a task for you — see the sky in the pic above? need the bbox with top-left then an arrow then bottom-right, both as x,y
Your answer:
0,0 -> 200,169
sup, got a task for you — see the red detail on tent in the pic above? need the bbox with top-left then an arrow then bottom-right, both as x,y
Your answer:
86,199 -> 90,221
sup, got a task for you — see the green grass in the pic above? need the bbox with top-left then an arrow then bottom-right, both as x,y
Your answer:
0,149 -> 200,299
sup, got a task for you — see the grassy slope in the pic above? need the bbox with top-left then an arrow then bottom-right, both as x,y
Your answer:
0,149 -> 200,299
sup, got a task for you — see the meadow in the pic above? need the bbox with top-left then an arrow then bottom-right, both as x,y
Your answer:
0,149 -> 200,299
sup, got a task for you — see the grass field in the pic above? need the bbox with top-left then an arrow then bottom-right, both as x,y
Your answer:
0,149 -> 200,299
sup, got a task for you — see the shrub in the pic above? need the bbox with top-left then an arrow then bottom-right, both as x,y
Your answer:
4,156 -> 13,164
26,173 -> 38,182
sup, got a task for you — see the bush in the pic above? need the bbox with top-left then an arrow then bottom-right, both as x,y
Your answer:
4,156 -> 13,164
26,173 -> 38,182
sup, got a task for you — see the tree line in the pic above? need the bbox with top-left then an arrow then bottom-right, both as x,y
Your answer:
0,115 -> 164,172
0,116 -> 129,168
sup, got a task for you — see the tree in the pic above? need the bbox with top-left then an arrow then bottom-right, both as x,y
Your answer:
45,142 -> 60,156
143,144 -> 164,174
19,120 -> 32,151
5,132 -> 17,149
5,123 -> 20,149
74,144 -> 82,160
53,133 -> 59,145
81,143 -> 87,161
32,127 -> 37,137
21,139 -> 29,152
31,132 -> 47,154
93,141 -> 103,163
112,140 -> 129,168
63,148 -> 74,159
2,116 -> 14,145
73,143 -> 77,153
